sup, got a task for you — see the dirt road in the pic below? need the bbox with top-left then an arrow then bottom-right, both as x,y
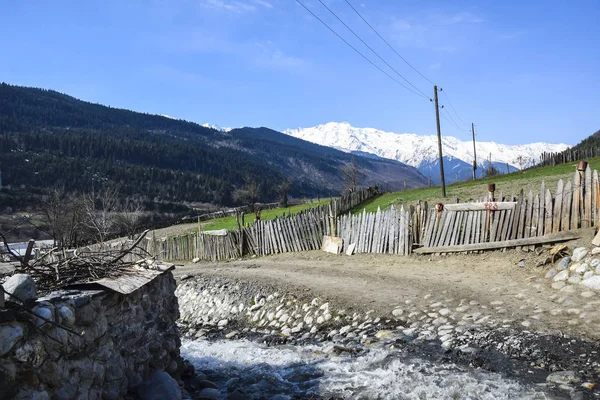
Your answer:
175,248 -> 600,341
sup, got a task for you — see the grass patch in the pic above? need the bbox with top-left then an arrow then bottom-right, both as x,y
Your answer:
198,198 -> 334,232
354,157 -> 600,213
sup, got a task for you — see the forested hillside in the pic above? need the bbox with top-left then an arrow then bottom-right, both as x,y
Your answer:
538,128 -> 599,167
0,83 -> 427,210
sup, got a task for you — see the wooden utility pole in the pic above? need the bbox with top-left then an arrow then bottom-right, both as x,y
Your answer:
471,123 -> 477,180
433,85 -> 446,197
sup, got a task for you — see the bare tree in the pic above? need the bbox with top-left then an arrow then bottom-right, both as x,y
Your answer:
40,188 -> 87,248
82,187 -> 120,244
340,158 -> 363,194
115,199 -> 144,239
277,179 -> 291,208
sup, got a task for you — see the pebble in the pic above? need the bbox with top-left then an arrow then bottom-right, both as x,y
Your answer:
392,308 -> 403,317
572,248 -> 588,263
556,257 -> 571,271
553,270 -> 569,282
545,268 -> 558,279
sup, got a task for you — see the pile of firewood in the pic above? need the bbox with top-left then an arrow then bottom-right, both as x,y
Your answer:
2,231 -> 153,295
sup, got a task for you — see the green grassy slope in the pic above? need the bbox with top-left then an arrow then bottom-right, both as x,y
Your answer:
354,158 -> 600,213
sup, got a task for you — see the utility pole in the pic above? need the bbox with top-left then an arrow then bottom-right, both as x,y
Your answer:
433,85 -> 446,197
471,123 -> 477,181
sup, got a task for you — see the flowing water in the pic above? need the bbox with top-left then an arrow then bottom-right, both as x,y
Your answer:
182,339 -> 553,400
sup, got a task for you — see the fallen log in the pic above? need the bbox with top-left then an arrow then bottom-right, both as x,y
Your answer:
414,230 -> 582,254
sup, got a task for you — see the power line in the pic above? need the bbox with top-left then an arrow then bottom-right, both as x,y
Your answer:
317,0 -> 429,99
440,106 -> 466,133
440,88 -> 468,127
295,0 -> 428,100
343,0 -> 435,86
440,107 -> 465,133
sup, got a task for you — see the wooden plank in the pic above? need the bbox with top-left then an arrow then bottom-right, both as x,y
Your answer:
561,181 -> 572,231
594,169 -> 600,227
538,181 -> 545,236
524,190 -> 533,239
501,209 -> 513,241
441,212 -> 456,246
463,211 -> 473,244
436,211 -> 452,247
444,202 -> 517,211
489,210 -> 501,242
584,165 -> 592,228
553,179 -> 564,233
572,171 -> 581,231
511,190 -> 524,240
474,210 -> 482,244
405,209 -> 411,255
544,189 -> 553,234
414,230 -> 582,254
425,211 -> 438,247
449,211 -> 463,245
531,194 -> 540,238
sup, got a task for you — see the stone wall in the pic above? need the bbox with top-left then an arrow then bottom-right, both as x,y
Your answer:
0,272 -> 182,400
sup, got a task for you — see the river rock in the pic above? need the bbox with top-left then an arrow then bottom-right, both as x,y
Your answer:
551,282 -> 566,290
581,276 -> 600,291
575,263 -> 588,274
546,370 -> 581,385
583,271 -> 594,280
572,248 -> 588,262
556,257 -> 571,271
553,270 -> 569,282
545,268 -> 557,279
392,308 -> 403,317
3,274 -> 37,304
196,388 -> 220,400
567,274 -> 582,284
0,324 -> 24,356
137,371 -> 182,400
590,258 -> 600,267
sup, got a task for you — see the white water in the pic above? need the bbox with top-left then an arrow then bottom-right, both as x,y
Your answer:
182,339 -> 550,400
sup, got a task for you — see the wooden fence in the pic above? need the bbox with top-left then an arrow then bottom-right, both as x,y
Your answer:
142,164 -> 600,260
140,186 -> 380,261
539,147 -> 599,168
337,206 -> 412,255
42,165 -> 600,263
414,164 -> 599,253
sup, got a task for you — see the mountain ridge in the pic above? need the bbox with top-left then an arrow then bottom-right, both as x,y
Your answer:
284,122 -> 571,183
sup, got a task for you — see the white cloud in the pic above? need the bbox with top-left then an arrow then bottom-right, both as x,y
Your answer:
387,9 -> 484,53
253,41 -> 307,71
201,0 -> 272,13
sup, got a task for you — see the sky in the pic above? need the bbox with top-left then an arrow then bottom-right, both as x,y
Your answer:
1,0 -> 598,145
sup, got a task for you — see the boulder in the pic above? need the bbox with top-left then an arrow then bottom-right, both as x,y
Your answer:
572,248 -> 588,263
0,324 -> 24,356
546,370 -> 580,385
196,388 -> 220,400
3,274 -> 37,304
137,371 -> 182,400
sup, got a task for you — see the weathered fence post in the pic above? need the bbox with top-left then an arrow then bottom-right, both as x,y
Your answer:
23,239 -> 35,266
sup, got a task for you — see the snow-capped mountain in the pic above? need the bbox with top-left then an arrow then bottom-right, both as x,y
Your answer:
202,123 -> 232,132
284,122 -> 571,183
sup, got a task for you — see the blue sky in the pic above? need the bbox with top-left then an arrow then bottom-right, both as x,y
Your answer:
1,0 -> 598,145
